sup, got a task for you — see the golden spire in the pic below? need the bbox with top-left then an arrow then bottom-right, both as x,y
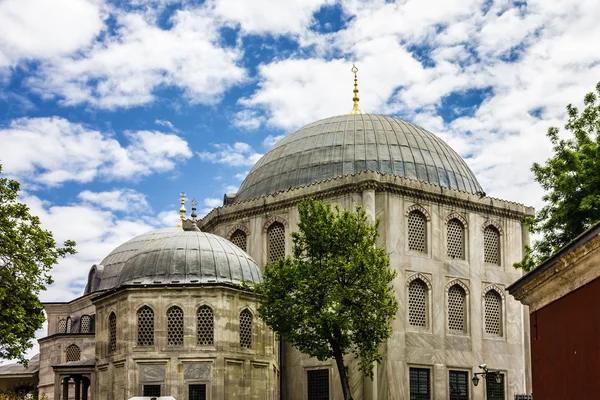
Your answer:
176,192 -> 186,228
350,64 -> 363,115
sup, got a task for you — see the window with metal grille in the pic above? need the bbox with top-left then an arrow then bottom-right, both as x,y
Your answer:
408,279 -> 428,328
137,306 -> 154,346
189,384 -> 207,400
65,344 -> 80,362
58,319 -> 67,333
486,373 -> 505,400
80,315 -> 91,333
448,285 -> 466,332
167,306 -> 184,346
409,367 -> 430,400
239,309 -> 253,348
143,385 -> 161,397
408,211 -> 427,253
447,219 -> 465,259
267,222 -> 285,263
66,317 -> 72,333
307,369 -> 329,400
449,370 -> 469,400
230,229 -> 247,252
485,290 -> 502,335
197,305 -> 214,346
109,312 -> 117,352
484,226 -> 501,265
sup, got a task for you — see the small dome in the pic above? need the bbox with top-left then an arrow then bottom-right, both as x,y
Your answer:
234,114 -> 483,203
87,229 -> 261,294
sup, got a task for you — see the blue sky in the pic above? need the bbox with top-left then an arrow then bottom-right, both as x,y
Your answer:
1,0 -> 599,314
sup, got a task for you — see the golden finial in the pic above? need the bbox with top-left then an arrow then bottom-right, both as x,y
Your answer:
176,192 -> 186,228
350,64 -> 363,115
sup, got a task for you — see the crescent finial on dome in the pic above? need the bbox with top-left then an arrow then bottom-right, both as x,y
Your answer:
350,64 -> 363,115
177,192 -> 186,228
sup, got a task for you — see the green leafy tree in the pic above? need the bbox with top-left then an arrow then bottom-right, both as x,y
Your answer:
255,198 -> 398,400
0,164 -> 76,365
514,82 -> 600,271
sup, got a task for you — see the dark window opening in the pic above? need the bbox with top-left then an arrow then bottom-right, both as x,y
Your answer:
307,369 -> 329,400
486,373 -> 505,400
143,385 -> 161,397
189,384 -> 207,400
409,367 -> 431,400
449,370 -> 469,400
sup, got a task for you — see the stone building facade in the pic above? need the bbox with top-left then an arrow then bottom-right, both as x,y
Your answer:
1,112 -> 534,400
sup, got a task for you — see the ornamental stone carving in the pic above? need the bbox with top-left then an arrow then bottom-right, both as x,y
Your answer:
139,365 -> 165,382
184,363 -> 211,381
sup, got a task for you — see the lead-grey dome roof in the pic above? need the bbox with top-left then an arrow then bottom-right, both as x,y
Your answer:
234,114 -> 483,203
86,228 -> 261,294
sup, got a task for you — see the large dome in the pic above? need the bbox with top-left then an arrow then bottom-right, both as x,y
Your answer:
87,228 -> 262,294
234,114 -> 483,203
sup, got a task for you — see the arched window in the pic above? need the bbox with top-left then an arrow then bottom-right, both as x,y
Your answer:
89,269 -> 96,292
66,317 -> 72,333
65,344 -> 81,362
80,315 -> 91,333
109,312 -> 117,352
239,309 -> 253,348
267,222 -> 285,263
408,279 -> 428,328
137,306 -> 154,346
484,290 -> 503,336
447,218 -> 465,259
448,284 -> 467,333
408,211 -> 427,253
167,306 -> 184,346
230,229 -> 247,252
58,319 -> 67,333
197,305 -> 214,346
484,226 -> 501,265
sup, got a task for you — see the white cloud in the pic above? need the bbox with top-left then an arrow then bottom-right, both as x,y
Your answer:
203,197 -> 222,208
212,0 -> 334,35
77,189 -> 149,212
197,142 -> 263,167
235,170 -> 250,180
0,0 -> 105,68
27,8 -> 246,108
262,134 -> 285,148
154,119 -> 177,131
233,110 -> 265,130
0,117 -> 192,186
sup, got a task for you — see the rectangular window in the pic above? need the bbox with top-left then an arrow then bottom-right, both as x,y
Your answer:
486,373 -> 505,400
307,369 -> 329,400
142,385 -> 161,397
449,370 -> 469,400
409,367 -> 431,400
189,384 -> 207,400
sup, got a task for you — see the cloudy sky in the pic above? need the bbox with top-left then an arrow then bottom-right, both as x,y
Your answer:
0,0 -> 599,356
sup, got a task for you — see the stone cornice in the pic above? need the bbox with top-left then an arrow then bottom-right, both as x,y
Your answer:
508,228 -> 600,312
200,171 -> 534,232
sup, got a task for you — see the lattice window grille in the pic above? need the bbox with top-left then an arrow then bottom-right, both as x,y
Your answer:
267,222 -> 286,264
408,280 -> 428,327
167,306 -> 184,346
80,315 -> 91,333
484,226 -> 501,265
447,219 -> 465,259
109,313 -> 117,352
448,285 -> 466,332
230,229 -> 247,252
66,317 -> 72,333
408,211 -> 427,252
239,309 -> 253,348
486,373 -> 505,400
449,370 -> 469,400
137,306 -> 154,346
58,319 -> 67,333
65,344 -> 81,362
307,369 -> 329,400
485,291 -> 502,335
409,368 -> 431,400
197,306 -> 214,346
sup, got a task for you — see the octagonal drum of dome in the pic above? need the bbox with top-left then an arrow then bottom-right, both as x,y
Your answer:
234,114 -> 483,203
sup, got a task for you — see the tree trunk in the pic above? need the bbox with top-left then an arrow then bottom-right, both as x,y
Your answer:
333,344 -> 353,400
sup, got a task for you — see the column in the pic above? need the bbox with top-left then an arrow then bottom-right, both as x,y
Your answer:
74,376 -> 81,400
62,377 -> 70,400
